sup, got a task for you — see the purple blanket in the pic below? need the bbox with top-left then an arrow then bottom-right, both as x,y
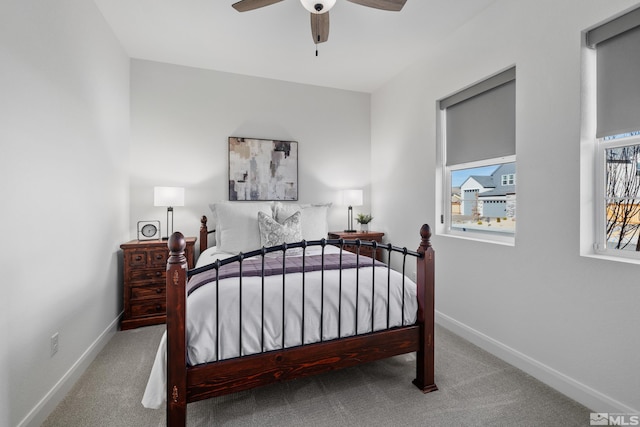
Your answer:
187,252 -> 384,296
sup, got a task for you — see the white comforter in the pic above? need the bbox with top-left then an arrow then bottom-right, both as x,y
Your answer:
142,245 -> 417,409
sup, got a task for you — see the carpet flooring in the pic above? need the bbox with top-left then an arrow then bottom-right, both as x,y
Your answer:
42,324 -> 592,426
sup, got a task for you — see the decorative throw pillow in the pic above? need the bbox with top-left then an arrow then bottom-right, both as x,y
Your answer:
273,202 -> 331,240
258,211 -> 303,256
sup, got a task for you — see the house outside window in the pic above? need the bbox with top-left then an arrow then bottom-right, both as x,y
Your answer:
585,7 -> 640,260
438,67 -> 516,244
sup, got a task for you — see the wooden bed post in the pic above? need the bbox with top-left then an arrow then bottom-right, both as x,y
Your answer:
166,233 -> 188,426
199,215 -> 208,255
413,224 -> 438,393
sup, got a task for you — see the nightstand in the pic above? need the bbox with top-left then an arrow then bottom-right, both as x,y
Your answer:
327,231 -> 385,262
120,237 -> 196,330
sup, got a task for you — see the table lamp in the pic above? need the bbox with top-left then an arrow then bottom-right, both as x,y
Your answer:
342,189 -> 363,233
154,186 -> 185,239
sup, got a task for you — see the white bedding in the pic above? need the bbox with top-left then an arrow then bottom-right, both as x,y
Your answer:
142,245 -> 418,409
194,246 -> 236,269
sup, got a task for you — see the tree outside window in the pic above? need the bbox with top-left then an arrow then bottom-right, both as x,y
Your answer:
605,143 -> 640,250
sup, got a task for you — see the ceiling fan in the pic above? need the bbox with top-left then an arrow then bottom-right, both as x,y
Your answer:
232,0 -> 407,51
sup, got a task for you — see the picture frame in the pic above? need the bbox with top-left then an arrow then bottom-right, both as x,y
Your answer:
228,137 -> 298,201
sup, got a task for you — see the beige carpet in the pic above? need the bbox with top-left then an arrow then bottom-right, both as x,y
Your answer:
42,324 -> 592,426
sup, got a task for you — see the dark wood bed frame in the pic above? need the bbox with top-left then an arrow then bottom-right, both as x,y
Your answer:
165,219 -> 437,426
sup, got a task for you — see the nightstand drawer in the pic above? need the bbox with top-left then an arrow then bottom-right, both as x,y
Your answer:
149,249 -> 168,267
343,245 -> 376,259
125,249 -> 168,268
130,283 -> 166,300
127,250 -> 148,267
328,231 -> 385,262
129,268 -> 165,282
130,299 -> 166,318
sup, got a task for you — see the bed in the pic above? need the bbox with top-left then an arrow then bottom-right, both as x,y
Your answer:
142,202 -> 437,426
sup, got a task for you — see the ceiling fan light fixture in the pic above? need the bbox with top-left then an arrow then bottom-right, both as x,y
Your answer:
300,0 -> 336,14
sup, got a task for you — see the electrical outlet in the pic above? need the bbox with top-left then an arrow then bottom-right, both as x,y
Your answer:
51,333 -> 59,357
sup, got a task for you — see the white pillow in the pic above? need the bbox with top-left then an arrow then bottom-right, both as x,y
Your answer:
273,202 -> 331,240
258,211 -> 303,256
213,202 -> 274,253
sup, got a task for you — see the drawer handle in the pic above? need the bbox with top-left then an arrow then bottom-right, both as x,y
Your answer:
155,254 -> 163,260
156,288 -> 162,294
135,255 -> 143,261
155,271 -> 162,277
155,304 -> 161,311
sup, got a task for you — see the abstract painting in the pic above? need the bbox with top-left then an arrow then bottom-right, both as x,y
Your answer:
228,137 -> 298,201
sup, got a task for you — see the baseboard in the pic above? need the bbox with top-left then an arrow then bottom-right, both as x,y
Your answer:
436,311 -> 638,414
18,313 -> 122,427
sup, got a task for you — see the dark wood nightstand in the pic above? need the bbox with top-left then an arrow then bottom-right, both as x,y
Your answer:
327,231 -> 385,262
120,237 -> 196,330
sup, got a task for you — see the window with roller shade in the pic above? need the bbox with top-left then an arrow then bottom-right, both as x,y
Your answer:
587,8 -> 640,258
439,67 -> 516,244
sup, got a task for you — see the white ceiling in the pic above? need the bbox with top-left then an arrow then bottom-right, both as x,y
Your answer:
94,0 -> 496,93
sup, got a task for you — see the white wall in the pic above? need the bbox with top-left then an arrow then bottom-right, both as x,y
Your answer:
371,0 -> 640,413
0,1 -> 130,426
130,60 -> 372,247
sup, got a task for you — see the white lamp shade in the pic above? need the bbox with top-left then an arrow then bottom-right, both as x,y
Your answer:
342,189 -> 363,207
154,187 -> 185,207
300,0 -> 336,14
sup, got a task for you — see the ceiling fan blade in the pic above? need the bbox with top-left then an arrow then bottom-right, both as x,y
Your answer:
232,0 -> 285,12
310,11 -> 330,44
346,0 -> 407,12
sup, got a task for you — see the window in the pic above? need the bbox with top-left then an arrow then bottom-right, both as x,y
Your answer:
438,67 -> 516,244
586,7 -> 640,259
598,133 -> 640,254
451,161 -> 516,236
501,174 -> 515,186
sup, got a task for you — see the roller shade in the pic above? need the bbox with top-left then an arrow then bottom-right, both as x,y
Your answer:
441,68 -> 515,166
587,8 -> 640,138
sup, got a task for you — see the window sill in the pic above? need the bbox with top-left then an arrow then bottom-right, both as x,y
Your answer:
439,229 -> 515,247
582,250 -> 640,266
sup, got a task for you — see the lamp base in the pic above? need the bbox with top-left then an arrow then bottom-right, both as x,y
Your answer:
165,206 -> 174,240
345,206 -> 357,234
